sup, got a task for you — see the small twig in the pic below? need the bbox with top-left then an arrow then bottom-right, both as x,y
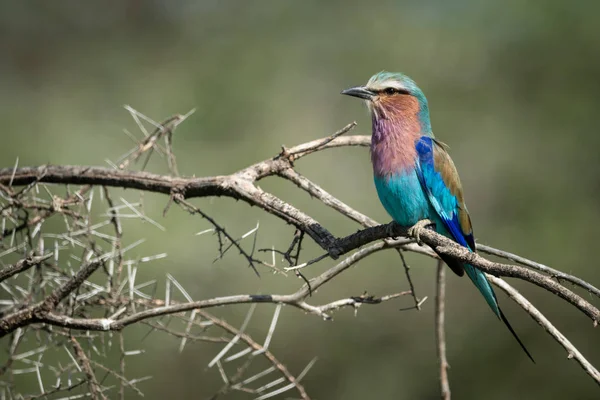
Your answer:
89,359 -> 145,398
285,121 -> 357,159
142,321 -> 231,343
117,109 -> 192,172
175,196 -> 261,276
284,253 -> 328,271
261,229 -> 313,293
103,187 -> 123,300
119,332 -> 126,400
397,250 -> 421,310
71,336 -> 108,400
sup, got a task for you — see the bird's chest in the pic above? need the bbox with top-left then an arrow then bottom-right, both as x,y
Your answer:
373,171 -> 431,226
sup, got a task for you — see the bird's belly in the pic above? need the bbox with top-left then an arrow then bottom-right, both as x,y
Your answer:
374,171 -> 431,227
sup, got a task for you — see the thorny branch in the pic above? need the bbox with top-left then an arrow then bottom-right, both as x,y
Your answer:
14,241 -> 409,333
0,113 -> 599,399
202,309 -> 312,400
71,336 -> 109,400
3,163 -> 597,324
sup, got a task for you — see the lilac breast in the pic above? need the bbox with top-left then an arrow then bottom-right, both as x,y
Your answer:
370,115 -> 421,177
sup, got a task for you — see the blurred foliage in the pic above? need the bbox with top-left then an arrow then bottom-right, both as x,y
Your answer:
1,1 -> 599,399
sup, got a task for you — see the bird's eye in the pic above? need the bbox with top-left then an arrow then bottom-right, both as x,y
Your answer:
384,88 -> 397,95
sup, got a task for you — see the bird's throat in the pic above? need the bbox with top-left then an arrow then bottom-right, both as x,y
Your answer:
370,98 -> 424,177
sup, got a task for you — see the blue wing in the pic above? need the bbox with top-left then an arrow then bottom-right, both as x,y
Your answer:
414,136 -> 500,315
414,135 -> 534,362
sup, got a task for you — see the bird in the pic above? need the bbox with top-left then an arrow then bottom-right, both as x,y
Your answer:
341,71 -> 534,362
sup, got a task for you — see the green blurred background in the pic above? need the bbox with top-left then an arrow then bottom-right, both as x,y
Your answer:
1,1 -> 599,399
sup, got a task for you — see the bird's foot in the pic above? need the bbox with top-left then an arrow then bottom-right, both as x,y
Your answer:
408,219 -> 435,245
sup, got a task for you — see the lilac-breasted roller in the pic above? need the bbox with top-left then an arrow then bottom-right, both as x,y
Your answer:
342,71 -> 533,361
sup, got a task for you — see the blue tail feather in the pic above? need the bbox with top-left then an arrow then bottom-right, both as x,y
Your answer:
463,264 -> 501,316
464,263 -> 534,361
433,216 -> 535,362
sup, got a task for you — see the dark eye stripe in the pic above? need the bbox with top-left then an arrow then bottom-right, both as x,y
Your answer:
380,87 -> 410,95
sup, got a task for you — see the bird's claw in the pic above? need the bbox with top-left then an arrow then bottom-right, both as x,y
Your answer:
408,219 -> 435,245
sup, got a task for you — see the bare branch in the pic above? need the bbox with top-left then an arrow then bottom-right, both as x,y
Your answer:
0,253 -> 52,282
479,244 -> 600,299
22,241 -> 407,332
71,336 -> 109,400
488,275 -> 600,386
0,259 -> 104,336
330,223 -> 600,324
435,261 -> 451,400
397,250 -> 422,310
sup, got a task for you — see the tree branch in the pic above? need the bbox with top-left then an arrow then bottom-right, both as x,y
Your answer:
0,253 -> 52,282
71,336 -> 109,400
13,241 -> 404,333
488,275 -> 600,385
1,139 -> 597,331
2,124 -> 599,395
435,261 -> 451,400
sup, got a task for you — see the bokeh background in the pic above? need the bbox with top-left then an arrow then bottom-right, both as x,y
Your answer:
1,1 -> 599,399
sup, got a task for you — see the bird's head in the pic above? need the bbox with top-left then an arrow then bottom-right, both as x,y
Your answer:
341,71 -> 431,134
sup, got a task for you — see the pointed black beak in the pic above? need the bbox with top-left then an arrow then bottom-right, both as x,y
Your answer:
341,86 -> 376,100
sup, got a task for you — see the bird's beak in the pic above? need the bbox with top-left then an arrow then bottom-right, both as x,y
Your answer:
341,86 -> 376,100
